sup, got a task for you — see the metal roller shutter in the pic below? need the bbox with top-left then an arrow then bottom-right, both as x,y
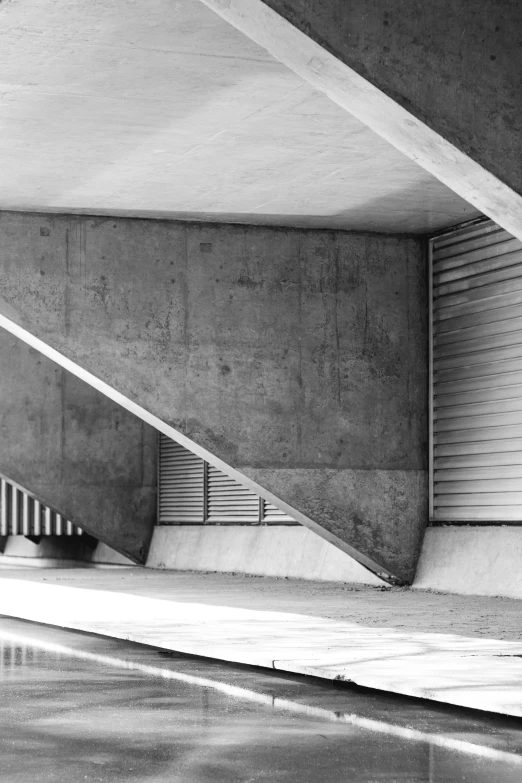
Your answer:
430,219 -> 522,522
158,435 -> 297,524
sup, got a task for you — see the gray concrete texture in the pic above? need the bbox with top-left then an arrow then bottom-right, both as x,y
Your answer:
262,0 -> 522,197
0,211 -> 428,580
0,0 -> 478,233
0,329 -> 157,561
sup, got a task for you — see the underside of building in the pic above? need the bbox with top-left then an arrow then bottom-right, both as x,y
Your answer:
1,0 -> 522,597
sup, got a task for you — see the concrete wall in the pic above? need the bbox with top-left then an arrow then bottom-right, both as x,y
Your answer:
147,526 -> 385,585
262,0 -> 522,197
0,329 -> 157,562
0,526 -> 385,586
414,527 -> 522,599
0,211 -> 428,581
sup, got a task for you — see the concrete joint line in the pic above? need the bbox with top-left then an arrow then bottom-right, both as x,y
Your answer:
198,0 -> 522,242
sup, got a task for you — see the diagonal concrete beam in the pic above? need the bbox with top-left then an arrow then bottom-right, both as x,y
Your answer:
0,312 -> 400,585
0,212 -> 427,585
198,0 -> 522,242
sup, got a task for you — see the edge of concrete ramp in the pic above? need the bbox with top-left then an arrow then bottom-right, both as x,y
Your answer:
0,568 -> 521,718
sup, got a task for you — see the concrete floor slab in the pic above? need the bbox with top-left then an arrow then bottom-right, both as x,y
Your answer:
0,568 -> 521,717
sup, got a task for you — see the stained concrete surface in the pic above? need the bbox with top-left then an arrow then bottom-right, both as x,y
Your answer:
0,617 -> 521,783
262,0 -> 522,199
1,569 -> 522,716
0,0 -> 478,233
0,330 -> 157,562
0,212 -> 428,580
414,527 -> 522,600
146,525 -> 385,584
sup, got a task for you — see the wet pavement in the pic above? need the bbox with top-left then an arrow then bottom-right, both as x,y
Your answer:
0,617 -> 521,782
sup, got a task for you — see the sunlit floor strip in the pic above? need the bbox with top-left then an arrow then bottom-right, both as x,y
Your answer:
0,628 -> 520,766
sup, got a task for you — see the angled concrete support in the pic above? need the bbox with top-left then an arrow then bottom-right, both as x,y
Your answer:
198,0 -> 522,241
0,212 -> 428,582
0,329 -> 157,562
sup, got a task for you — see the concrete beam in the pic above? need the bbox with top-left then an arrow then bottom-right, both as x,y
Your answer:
198,0 -> 522,242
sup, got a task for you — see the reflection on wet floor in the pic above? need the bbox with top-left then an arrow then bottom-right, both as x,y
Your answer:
0,617 -> 520,783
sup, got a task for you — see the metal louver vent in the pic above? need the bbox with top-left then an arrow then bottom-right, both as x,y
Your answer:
430,218 -> 522,523
206,464 -> 259,523
158,434 -> 297,525
261,501 -> 295,523
0,477 -> 82,536
158,438 -> 204,523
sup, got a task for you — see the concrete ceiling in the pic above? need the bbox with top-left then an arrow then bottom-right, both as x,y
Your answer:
0,0 -> 480,233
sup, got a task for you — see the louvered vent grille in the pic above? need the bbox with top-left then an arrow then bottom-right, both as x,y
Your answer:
207,465 -> 259,523
262,501 -> 295,523
158,438 -> 204,523
158,434 -> 297,525
0,477 -> 82,536
431,219 -> 522,522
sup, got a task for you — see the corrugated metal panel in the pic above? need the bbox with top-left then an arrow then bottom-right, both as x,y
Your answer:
0,477 -> 82,536
158,436 -> 204,523
157,435 -> 297,525
207,465 -> 260,523
430,219 -> 522,523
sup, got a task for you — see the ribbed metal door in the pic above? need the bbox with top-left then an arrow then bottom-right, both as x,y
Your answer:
430,219 -> 522,522
158,435 -> 296,524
